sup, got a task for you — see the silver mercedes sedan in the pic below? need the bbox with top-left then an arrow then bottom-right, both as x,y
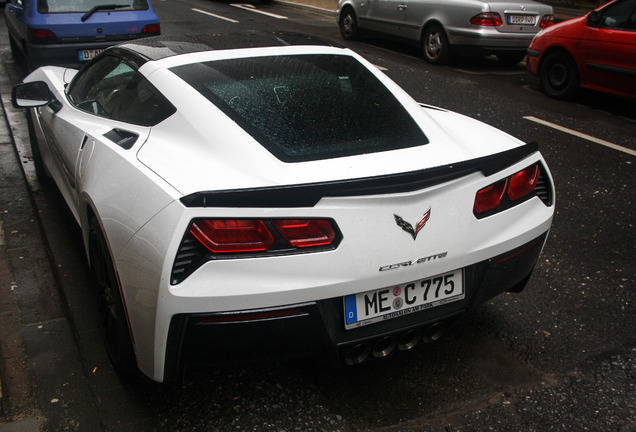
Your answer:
337,0 -> 554,65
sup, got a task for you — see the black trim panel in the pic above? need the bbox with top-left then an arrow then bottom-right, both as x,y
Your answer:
587,62 -> 636,77
180,142 -> 539,208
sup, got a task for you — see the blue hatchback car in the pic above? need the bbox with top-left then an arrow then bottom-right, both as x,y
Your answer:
5,0 -> 160,69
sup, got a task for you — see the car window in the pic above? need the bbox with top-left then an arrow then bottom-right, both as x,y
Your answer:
598,0 -> 636,30
67,54 -> 175,126
37,0 -> 148,13
171,54 -> 428,162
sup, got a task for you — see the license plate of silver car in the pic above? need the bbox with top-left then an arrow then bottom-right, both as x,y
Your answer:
344,270 -> 464,329
508,15 -> 536,25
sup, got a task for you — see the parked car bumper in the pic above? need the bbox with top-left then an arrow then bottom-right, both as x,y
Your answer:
25,35 -> 158,68
526,48 -> 541,75
447,26 -> 537,54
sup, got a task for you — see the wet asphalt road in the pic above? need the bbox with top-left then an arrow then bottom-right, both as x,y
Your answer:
0,1 -> 634,431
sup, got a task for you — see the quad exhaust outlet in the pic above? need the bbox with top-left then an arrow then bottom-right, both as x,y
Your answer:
344,322 -> 448,366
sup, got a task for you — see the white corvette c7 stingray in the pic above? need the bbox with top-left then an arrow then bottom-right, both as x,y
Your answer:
12,32 -> 555,383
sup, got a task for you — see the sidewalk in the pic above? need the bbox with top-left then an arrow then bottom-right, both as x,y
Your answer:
0,56 -> 102,431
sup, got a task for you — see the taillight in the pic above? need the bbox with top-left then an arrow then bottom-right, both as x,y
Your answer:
173,218 -> 340,283
190,219 -> 274,253
189,218 -> 338,254
141,23 -> 161,35
470,12 -> 503,27
508,164 -> 540,201
29,28 -> 56,40
474,179 -> 507,214
474,164 -> 541,216
539,15 -> 554,28
272,219 -> 336,248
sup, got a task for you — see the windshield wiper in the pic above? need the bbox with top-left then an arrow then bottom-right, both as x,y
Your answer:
81,4 -> 130,22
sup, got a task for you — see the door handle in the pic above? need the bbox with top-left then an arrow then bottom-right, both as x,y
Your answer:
397,4 -> 407,10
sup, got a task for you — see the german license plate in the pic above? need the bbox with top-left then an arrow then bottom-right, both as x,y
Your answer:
344,270 -> 464,329
507,14 -> 536,25
78,49 -> 104,61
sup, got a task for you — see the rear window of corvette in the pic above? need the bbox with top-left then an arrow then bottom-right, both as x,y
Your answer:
171,54 -> 428,162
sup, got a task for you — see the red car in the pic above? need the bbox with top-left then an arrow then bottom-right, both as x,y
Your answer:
526,0 -> 636,100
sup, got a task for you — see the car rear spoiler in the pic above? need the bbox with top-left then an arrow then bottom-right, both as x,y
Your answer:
180,141 -> 540,208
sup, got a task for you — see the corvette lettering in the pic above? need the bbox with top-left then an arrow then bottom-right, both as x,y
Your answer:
379,252 -> 448,271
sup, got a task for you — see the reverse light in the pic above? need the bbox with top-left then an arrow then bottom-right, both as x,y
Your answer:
272,219 -> 336,248
508,164 -> 540,201
29,28 -> 56,40
474,179 -> 507,214
470,12 -> 503,27
141,23 -> 161,35
190,219 -> 274,253
540,15 -> 554,28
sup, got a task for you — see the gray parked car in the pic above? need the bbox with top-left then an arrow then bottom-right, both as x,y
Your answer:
336,0 -> 554,65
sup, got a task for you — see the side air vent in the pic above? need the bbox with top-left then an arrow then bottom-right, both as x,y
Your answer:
171,236 -> 206,285
103,129 -> 138,150
535,166 -> 553,206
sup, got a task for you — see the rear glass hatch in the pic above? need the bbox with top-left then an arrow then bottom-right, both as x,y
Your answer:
171,54 -> 429,163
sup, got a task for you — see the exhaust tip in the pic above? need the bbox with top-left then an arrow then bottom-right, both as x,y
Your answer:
345,343 -> 371,365
422,322 -> 447,343
372,336 -> 397,358
398,329 -> 422,351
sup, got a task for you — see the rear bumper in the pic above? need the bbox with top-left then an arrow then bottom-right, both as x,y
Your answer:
447,27 -> 537,55
163,232 -> 548,381
25,35 -> 155,68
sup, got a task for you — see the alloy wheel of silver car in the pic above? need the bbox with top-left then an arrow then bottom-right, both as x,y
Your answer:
423,25 -> 450,64
340,9 -> 359,40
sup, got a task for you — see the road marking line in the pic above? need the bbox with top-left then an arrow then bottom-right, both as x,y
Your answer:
523,116 -> 636,157
192,8 -> 239,23
230,3 -> 288,19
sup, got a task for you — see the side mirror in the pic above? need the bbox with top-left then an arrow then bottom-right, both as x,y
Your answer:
12,81 -> 54,108
587,10 -> 601,26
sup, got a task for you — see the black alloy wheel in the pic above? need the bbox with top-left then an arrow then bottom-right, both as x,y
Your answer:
89,218 -> 138,375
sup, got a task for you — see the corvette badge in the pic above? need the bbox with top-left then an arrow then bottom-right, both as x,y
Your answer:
394,208 -> 431,240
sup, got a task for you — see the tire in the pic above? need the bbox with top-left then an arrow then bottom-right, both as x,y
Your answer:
339,8 -> 359,40
422,24 -> 451,65
89,218 -> 138,376
539,51 -> 579,100
496,52 -> 526,66
9,34 -> 20,59
26,110 -> 50,183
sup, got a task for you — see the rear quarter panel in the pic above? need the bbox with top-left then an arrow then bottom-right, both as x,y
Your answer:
403,0 -> 488,41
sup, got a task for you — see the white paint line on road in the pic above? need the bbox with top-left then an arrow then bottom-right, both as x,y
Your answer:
523,116 -> 636,157
230,4 -> 288,19
192,8 -> 239,23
